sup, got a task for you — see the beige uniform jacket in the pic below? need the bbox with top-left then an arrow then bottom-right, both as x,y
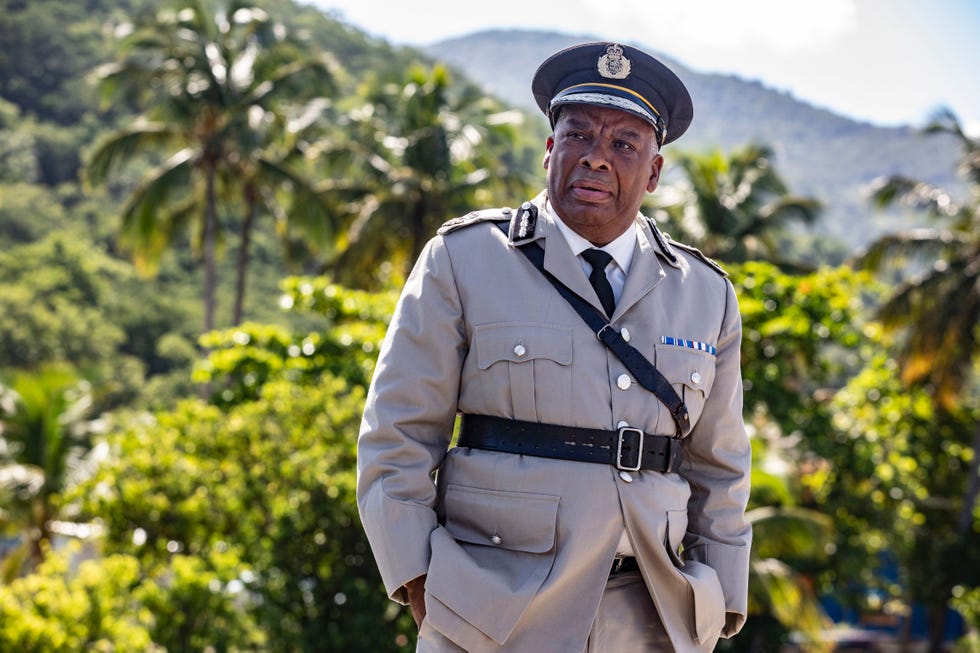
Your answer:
357,192 -> 752,652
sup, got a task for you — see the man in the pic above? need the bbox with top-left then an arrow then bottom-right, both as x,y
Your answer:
357,42 -> 751,652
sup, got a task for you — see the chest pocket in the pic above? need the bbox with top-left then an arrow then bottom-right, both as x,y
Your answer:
655,346 -> 717,434
474,322 -> 573,423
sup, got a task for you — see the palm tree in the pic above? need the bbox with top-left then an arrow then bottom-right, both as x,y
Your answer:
86,0 -> 337,330
743,506 -> 835,653
732,419 -> 836,653
222,94 -> 340,325
322,63 -> 539,286
0,365 -> 95,580
857,109 -> 979,653
651,144 -> 820,267
860,110 -> 978,410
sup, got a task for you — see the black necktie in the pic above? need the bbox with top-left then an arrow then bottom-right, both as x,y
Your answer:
581,248 -> 616,318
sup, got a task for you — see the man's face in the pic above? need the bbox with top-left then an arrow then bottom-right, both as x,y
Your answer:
543,104 -> 664,245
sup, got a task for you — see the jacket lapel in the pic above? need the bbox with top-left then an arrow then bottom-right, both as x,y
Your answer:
540,217 -> 609,316
611,220 -> 667,320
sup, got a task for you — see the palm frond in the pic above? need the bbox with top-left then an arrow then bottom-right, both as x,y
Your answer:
749,558 -> 832,647
118,148 -> 197,272
257,157 -> 339,249
854,228 -> 965,271
748,505 -> 835,560
84,122 -> 178,186
868,175 -> 961,217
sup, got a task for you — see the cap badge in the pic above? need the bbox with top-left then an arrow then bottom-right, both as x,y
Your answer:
597,44 -> 631,80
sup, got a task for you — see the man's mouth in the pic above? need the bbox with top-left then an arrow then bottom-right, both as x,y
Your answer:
570,179 -> 612,201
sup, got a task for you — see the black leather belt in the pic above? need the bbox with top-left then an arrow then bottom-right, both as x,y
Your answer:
457,415 -> 683,473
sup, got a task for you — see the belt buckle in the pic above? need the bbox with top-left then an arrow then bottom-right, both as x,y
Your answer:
616,427 -> 644,471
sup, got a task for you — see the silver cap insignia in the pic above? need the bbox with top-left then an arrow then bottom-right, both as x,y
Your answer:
597,44 -> 631,80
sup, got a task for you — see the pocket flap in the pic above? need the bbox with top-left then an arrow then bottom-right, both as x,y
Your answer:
656,346 -> 716,391
475,323 -> 572,369
444,484 -> 559,553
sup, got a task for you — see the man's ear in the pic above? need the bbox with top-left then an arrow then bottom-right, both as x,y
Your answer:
543,136 -> 554,170
646,153 -> 665,193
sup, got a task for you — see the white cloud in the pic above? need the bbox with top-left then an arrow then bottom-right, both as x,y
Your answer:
590,0 -> 858,52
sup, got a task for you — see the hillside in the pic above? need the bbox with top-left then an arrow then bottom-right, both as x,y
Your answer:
423,29 -> 963,250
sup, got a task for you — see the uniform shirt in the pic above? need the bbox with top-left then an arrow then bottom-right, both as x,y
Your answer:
549,201 -> 636,305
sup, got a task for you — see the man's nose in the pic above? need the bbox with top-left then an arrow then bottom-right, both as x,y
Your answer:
580,142 -> 612,170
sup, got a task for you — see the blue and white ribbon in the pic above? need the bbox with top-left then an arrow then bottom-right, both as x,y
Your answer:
660,336 -> 717,356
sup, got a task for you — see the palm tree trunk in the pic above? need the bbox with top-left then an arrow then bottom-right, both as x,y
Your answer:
29,499 -> 50,570
409,194 -> 429,268
922,419 -> 980,653
203,161 -> 218,334
957,419 -> 980,536
233,185 -> 257,326
926,604 -> 947,653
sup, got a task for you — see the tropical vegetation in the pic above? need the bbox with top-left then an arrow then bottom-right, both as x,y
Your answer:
0,0 -> 976,651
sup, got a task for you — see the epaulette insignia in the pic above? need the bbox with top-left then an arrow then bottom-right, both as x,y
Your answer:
645,216 -> 726,277
508,201 -> 538,242
645,216 -> 678,265
437,207 -> 513,235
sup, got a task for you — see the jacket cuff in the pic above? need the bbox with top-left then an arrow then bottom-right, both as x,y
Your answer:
358,479 -> 438,603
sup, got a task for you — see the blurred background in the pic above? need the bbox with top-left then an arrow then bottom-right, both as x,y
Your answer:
0,0 -> 977,651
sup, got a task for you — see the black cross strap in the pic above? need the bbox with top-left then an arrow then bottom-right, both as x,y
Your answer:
501,220 -> 691,437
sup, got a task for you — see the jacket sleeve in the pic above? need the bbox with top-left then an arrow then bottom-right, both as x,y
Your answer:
356,235 -> 466,604
680,277 -> 753,637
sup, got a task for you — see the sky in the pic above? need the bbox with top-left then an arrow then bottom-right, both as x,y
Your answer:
307,0 -> 980,133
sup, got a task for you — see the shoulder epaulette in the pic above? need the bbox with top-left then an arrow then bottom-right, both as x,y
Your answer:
669,238 -> 728,277
644,216 -> 727,277
437,207 -> 514,235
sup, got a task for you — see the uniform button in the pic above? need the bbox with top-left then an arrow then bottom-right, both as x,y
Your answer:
490,534 -> 502,545
513,344 -> 527,357
619,471 -> 634,483
616,420 -> 629,429
691,371 -> 702,385
617,374 -> 632,390
620,328 -> 631,342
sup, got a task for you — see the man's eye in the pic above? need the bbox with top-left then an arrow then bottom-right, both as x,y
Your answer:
615,140 -> 635,150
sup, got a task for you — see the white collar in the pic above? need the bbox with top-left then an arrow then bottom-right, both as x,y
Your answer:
547,201 -> 637,274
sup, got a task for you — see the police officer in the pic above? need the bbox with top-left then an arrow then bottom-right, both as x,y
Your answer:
357,41 -> 752,652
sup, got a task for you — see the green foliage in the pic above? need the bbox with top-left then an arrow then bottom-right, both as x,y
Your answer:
133,548 -> 264,651
825,355 -> 979,611
731,261 -> 880,439
0,182 -> 66,244
950,586 -> 980,653
73,372 -> 413,651
323,62 -> 540,286
651,144 -> 821,269
195,278 -> 396,405
862,109 -> 979,412
0,541 -> 266,652
0,99 -> 40,184
0,235 -> 125,368
1,1 -> 974,650
0,364 -> 97,578
0,546 -> 158,652
0,232 -> 197,411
